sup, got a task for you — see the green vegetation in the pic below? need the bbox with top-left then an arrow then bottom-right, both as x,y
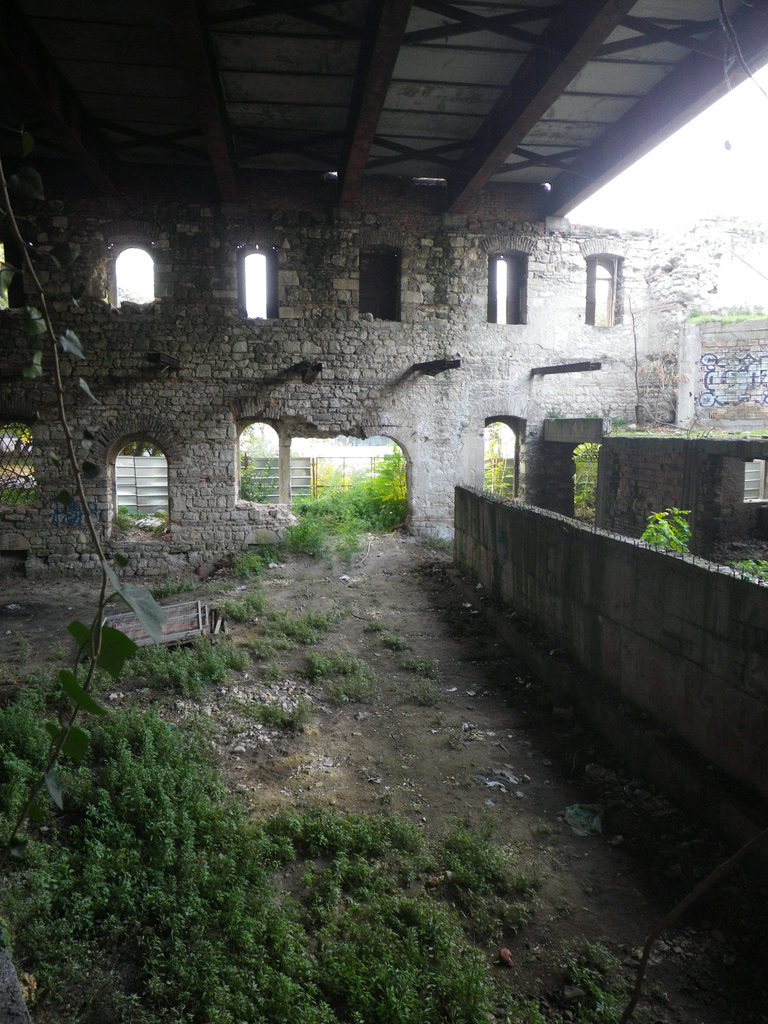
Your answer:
0,683 -> 548,1024
125,637 -> 249,696
217,590 -> 266,623
560,939 -> 629,1023
305,650 -> 378,704
573,442 -> 600,521
150,576 -> 198,599
686,307 -> 766,325
381,631 -> 409,651
235,697 -> 312,732
729,558 -> 768,581
114,505 -> 168,534
232,545 -> 278,579
239,456 -> 276,502
286,448 -> 407,559
640,507 -> 691,553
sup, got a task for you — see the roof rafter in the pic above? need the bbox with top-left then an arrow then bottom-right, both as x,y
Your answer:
547,2 -> 768,215
167,0 -> 239,202
447,0 -> 639,213
598,16 -> 723,59
338,0 -> 413,208
0,0 -> 116,193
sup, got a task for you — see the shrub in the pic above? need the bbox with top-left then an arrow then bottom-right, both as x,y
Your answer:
641,507 -> 691,553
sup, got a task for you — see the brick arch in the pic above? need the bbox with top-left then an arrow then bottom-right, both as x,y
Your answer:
89,414 -> 182,467
579,237 -> 627,258
480,234 -> 538,256
226,226 -> 281,249
105,219 -> 161,248
0,400 -> 39,424
358,228 -> 405,251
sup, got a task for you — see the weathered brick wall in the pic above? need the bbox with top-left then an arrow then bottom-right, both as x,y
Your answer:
1,177 -> 662,574
595,436 -> 768,552
454,487 -> 768,811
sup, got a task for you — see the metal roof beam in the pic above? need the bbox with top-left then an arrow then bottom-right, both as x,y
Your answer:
0,1 -> 116,193
167,0 -> 239,202
406,0 -> 565,50
338,0 -> 413,208
598,16 -> 722,59
448,0 -> 638,213
548,3 -> 768,215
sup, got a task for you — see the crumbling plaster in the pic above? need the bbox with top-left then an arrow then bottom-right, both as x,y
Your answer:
0,177 -> 764,575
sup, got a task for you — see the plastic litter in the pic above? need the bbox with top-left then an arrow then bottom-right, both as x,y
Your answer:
564,803 -> 603,836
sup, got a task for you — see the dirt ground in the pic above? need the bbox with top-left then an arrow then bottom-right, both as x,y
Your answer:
1,533 -> 767,1023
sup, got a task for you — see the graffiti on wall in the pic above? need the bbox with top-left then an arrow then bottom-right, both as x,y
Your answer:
43,497 -> 99,526
698,351 -> 768,408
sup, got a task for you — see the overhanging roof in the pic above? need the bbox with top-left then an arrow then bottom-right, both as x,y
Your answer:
1,0 -> 767,213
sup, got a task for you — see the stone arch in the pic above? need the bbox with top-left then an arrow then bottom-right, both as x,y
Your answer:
104,219 -> 161,248
480,234 -> 538,256
90,414 -> 182,467
358,227 -> 406,251
579,237 -> 627,259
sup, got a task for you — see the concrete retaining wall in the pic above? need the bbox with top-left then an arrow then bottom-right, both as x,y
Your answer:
454,487 -> 768,814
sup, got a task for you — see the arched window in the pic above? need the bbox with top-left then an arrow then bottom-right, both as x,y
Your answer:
114,247 -> 155,305
238,422 -> 280,501
585,255 -> 623,326
114,438 -> 168,536
239,247 -> 278,319
360,247 -> 400,321
0,422 -> 34,503
488,253 -> 527,324
483,420 -> 519,498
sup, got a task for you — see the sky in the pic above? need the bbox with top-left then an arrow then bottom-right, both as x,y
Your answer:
567,63 -> 768,231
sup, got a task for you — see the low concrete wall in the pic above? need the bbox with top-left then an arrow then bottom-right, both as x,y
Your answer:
454,487 -> 768,819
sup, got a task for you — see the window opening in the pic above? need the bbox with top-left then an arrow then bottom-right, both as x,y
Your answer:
744,459 -> 767,501
483,421 -> 517,497
115,247 -> 154,305
586,255 -> 622,326
0,240 -> 25,308
291,435 -> 407,527
0,422 -> 34,503
239,422 -> 280,501
240,247 -> 278,319
488,253 -> 527,324
114,439 -> 168,536
359,248 -> 400,321
573,442 -> 600,522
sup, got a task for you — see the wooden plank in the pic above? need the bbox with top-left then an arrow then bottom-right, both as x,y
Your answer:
103,599 -> 209,647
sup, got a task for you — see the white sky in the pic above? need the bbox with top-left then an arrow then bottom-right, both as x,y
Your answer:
568,63 -> 768,231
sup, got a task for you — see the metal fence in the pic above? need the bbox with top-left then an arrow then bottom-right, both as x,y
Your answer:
115,455 -> 168,514
240,455 -> 388,501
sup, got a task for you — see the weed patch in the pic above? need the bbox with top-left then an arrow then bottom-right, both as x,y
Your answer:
126,637 -> 249,696
305,651 -> 377,704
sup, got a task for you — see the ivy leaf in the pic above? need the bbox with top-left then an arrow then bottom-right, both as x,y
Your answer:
49,242 -> 78,270
20,131 -> 34,158
114,552 -> 129,567
44,720 -> 62,743
104,564 -> 165,643
82,460 -> 100,478
49,451 -> 61,466
97,626 -> 137,679
8,839 -> 28,859
71,282 -> 86,303
67,619 -> 90,653
8,167 -> 44,200
0,262 -> 16,303
58,668 -> 107,716
22,349 -> 43,378
45,770 -> 64,811
28,798 -> 45,823
24,306 -> 46,336
56,489 -> 73,506
63,724 -> 90,763
78,378 -> 99,403
58,329 -> 84,360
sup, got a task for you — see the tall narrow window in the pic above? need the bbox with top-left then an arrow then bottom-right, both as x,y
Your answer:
115,247 -> 155,304
586,255 -> 622,326
360,247 -> 400,321
1,240 -> 25,308
239,247 -> 278,319
488,253 -> 527,324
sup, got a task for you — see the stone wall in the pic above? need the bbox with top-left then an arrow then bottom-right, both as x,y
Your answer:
595,436 -> 768,554
0,177 -> 662,574
453,486 -> 768,822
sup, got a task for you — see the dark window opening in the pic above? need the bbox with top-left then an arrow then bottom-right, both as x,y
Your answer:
239,248 -> 278,319
488,253 -> 527,325
586,255 -> 623,326
0,422 -> 34,503
360,248 -> 400,321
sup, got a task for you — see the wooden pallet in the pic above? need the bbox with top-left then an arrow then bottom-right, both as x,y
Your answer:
103,599 -> 214,647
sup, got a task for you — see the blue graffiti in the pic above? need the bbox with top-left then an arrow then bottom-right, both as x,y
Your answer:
43,497 -> 99,527
698,351 -> 768,408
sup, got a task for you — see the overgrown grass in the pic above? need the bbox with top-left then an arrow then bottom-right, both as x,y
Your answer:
125,636 -> 249,696
232,545 -> 278,579
234,697 -> 312,733
286,450 -> 406,560
217,590 -> 266,622
0,695 -> 544,1024
150,576 -> 198,599
305,650 -> 378,704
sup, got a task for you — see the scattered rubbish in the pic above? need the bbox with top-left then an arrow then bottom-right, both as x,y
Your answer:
564,804 -> 604,836
445,687 -> 458,693
1,604 -> 21,612
498,947 -> 514,967
339,574 -> 350,582
367,776 -> 382,785
465,689 -> 476,696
